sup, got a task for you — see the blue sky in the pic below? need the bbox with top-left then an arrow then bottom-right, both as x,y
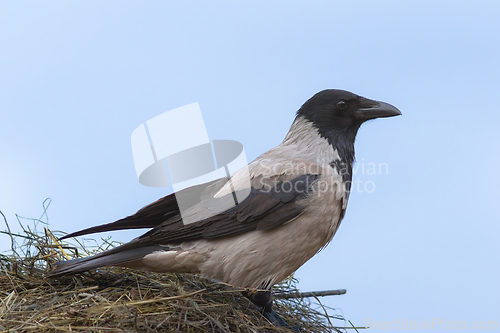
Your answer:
1,1 -> 499,331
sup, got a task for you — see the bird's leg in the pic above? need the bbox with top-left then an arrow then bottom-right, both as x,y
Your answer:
243,289 -> 300,331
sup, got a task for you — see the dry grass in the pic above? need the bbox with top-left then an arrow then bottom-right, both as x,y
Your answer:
0,201 -> 346,333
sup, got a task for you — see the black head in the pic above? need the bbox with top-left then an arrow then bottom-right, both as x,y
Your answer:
296,89 -> 401,164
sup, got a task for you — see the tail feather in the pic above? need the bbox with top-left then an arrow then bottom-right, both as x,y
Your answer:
49,245 -> 164,277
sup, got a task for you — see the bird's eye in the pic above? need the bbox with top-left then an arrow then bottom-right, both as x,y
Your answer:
337,100 -> 348,109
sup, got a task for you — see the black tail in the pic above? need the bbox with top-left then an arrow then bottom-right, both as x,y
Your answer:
49,244 -> 164,277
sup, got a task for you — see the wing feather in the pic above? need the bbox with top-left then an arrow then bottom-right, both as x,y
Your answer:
51,173 -> 321,276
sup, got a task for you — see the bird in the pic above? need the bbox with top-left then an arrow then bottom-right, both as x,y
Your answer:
50,89 -> 401,327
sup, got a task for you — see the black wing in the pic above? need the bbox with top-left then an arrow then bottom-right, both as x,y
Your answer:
59,178 -> 226,240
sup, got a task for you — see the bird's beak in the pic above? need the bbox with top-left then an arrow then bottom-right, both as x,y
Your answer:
357,99 -> 402,121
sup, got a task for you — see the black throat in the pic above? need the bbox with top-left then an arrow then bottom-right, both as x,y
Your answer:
292,114 -> 361,193
321,128 -> 358,167
319,127 -> 359,193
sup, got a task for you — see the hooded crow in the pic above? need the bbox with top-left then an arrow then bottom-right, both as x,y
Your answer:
50,89 -> 401,327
